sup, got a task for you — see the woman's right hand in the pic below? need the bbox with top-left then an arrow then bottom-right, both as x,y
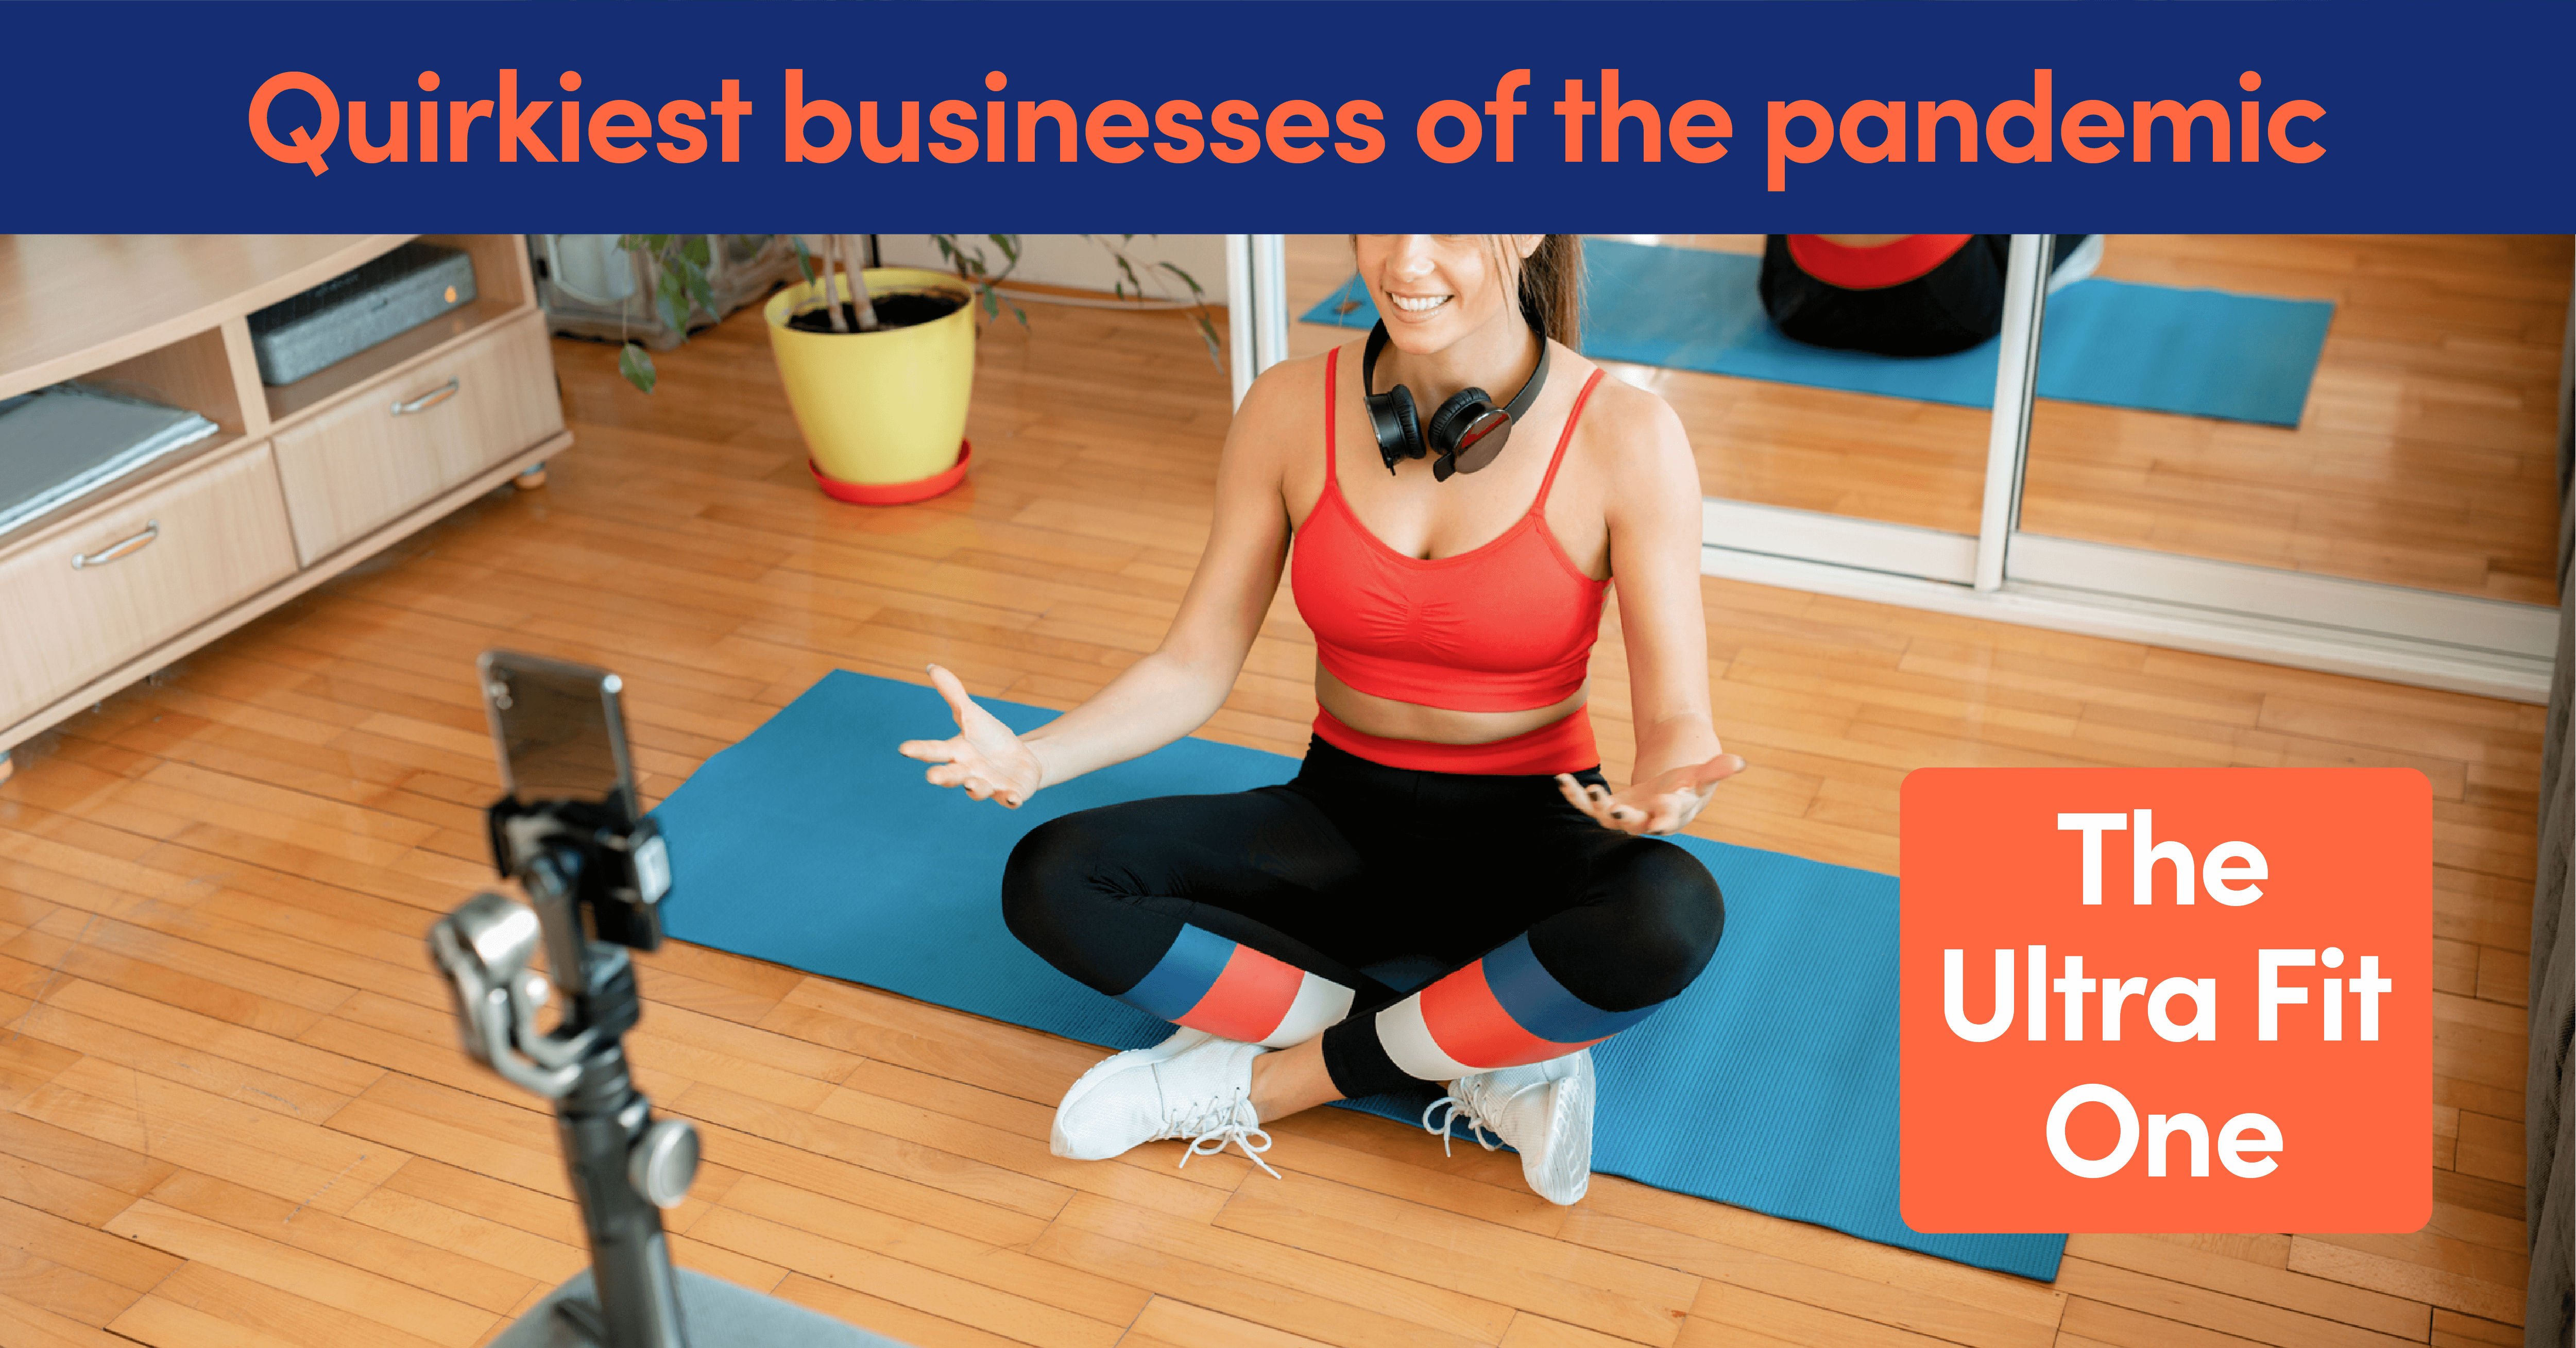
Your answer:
896,664 -> 1044,807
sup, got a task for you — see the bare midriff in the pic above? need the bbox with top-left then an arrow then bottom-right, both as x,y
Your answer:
1314,664 -> 1588,744
1814,234 -> 1913,248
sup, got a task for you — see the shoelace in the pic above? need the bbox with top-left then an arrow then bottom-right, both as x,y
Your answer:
1420,1078 -> 1547,1157
1170,1090 -> 1281,1179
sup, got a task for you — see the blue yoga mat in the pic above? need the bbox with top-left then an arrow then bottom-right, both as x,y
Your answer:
652,671 -> 2066,1282
1302,238 -> 2333,428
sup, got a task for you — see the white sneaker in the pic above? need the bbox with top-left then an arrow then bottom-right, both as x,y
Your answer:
1050,1026 -> 1213,1159
1050,1032 -> 1278,1177
1422,1048 -> 1594,1205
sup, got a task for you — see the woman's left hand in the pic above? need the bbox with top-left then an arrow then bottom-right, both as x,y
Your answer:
1556,752 -> 1746,835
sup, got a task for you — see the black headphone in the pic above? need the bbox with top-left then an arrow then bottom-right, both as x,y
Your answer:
1361,306 -> 1551,482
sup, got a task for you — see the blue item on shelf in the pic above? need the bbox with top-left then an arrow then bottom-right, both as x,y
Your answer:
0,384 -> 219,540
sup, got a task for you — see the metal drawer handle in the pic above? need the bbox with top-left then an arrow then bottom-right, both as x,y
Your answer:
393,378 -> 461,416
73,520 -> 158,570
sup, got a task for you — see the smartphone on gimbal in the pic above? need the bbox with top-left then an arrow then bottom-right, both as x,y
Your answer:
476,649 -> 670,951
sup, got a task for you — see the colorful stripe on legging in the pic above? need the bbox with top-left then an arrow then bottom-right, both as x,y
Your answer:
1375,932 -> 1661,1080
1119,923 -> 1356,1047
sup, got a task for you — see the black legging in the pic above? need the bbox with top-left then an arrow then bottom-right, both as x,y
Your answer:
1002,737 -> 1725,1099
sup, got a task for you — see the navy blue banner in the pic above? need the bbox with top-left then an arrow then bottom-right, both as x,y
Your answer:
5,1 -> 2569,230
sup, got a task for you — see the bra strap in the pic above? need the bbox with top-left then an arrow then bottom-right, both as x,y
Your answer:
1533,369 -> 1606,509
1323,346 -> 1341,487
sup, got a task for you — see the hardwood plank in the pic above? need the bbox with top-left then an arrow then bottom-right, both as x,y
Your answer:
0,1193 -> 183,1291
1497,1310 -> 1659,1348
1128,1295 -> 1341,1348
2056,1295 -> 2283,1348
1569,1208 -> 2058,1347
1687,1278 -> 1970,1347
771,1271 -> 1036,1348
2429,1307 -> 2524,1346
1212,1183 -> 1697,1346
714,1171 -> 1146,1324
144,1168 -> 538,1315
2053,1255 -> 2430,1348
1053,1189 -> 1515,1344
0,1286 -> 141,1348
105,1198 -> 499,1345
1578,1178 -> 2068,1328
686,1205 -> 1128,1348
111,1259 -> 454,1348
339,1180 -> 587,1290
2062,1234 -> 2428,1338
0,1244 -> 145,1326
2287,1237 -> 2524,1327
1027,1220 -> 1493,1348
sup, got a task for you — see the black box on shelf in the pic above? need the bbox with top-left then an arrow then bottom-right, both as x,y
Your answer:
248,242 -> 478,386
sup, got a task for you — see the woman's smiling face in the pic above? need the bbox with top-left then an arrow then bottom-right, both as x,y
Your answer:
1354,234 -> 1536,354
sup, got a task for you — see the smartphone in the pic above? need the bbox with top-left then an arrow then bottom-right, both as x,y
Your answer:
480,650 -> 639,820
476,649 -> 667,950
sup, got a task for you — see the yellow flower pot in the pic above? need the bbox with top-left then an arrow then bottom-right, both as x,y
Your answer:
764,267 -> 976,503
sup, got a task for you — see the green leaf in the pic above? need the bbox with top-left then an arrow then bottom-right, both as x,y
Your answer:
681,235 -> 711,267
1157,261 -> 1208,301
789,235 -> 815,286
618,342 -> 657,393
655,267 -> 689,332
675,255 -> 715,316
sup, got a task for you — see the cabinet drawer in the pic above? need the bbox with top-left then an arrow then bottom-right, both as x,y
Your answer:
0,441 -> 298,726
271,311 -> 566,565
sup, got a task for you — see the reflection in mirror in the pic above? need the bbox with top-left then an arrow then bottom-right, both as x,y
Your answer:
1283,233 -> 2000,538
2018,235 -> 2569,607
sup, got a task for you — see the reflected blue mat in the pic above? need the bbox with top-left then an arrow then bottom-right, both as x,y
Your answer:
653,671 -> 2065,1281
1302,238 -> 2332,427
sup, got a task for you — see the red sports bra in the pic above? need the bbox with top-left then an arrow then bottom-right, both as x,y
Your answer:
1291,345 -> 1610,751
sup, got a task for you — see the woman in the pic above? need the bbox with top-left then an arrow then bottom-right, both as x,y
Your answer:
898,234 -> 1739,1205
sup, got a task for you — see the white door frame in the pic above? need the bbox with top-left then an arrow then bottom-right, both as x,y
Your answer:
1974,232 -> 2051,591
1227,234 -> 1290,408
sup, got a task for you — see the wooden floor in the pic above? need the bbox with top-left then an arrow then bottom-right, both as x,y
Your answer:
0,288 -> 2540,1348
1286,233 -> 2569,606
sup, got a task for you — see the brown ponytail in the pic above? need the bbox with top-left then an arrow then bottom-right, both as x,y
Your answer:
1514,234 -> 1582,350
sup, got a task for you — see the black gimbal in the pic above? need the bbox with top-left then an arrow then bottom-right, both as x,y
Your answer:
430,652 -> 893,1348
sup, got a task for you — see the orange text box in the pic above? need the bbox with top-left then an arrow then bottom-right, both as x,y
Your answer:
1901,768 -> 2428,1233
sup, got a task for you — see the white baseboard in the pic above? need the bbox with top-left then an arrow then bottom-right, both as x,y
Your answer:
1701,544 -> 2555,704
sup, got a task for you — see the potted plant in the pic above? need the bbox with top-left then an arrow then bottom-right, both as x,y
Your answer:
610,234 -> 1217,504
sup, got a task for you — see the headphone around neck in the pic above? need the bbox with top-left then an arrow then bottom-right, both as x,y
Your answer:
1361,306 -> 1551,482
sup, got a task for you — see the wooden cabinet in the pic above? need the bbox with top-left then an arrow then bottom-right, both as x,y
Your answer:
0,442 -> 297,725
0,235 -> 574,765
272,310 -> 564,565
